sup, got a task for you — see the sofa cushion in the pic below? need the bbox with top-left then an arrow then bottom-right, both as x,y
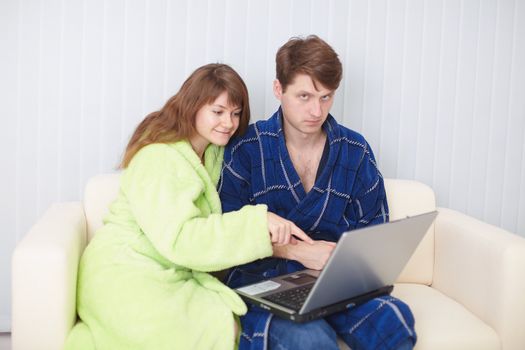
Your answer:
392,283 -> 500,350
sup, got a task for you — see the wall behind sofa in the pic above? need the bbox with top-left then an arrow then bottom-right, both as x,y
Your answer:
1,0 -> 524,332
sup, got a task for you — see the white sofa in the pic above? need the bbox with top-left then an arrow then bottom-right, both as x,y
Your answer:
12,174 -> 525,350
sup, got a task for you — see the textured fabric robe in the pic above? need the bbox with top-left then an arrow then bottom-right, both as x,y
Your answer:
219,109 -> 416,350
65,141 -> 273,350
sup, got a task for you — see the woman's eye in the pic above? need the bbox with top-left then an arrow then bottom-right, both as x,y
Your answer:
232,111 -> 242,117
213,110 -> 223,115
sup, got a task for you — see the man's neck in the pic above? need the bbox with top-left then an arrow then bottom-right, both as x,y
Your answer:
282,119 -> 327,193
283,123 -> 325,150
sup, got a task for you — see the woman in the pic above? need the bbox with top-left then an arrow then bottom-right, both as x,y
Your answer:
65,63 -> 311,350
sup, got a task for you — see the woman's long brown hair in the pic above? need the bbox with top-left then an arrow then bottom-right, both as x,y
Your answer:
120,63 -> 250,168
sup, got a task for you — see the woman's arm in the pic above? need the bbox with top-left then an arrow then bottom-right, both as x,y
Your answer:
122,144 -> 273,272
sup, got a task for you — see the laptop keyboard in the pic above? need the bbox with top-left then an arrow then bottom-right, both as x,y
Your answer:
262,284 -> 313,310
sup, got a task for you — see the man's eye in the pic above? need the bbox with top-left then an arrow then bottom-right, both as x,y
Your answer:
321,95 -> 332,101
299,94 -> 309,100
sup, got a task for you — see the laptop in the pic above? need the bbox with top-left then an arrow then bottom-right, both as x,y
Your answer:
235,211 -> 438,323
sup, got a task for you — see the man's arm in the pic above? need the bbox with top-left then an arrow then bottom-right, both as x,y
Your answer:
273,240 -> 336,270
219,141 -> 253,212
351,141 -> 389,228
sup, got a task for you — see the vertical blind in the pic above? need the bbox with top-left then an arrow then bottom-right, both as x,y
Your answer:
0,0 -> 523,332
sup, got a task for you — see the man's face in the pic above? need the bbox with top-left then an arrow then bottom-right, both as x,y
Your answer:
273,73 -> 335,136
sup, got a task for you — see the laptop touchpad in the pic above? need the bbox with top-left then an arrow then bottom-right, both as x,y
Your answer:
282,273 -> 317,286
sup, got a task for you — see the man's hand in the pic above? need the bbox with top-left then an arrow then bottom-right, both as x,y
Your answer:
273,239 -> 336,270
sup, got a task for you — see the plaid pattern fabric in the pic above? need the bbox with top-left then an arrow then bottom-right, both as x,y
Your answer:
219,108 -> 416,350
326,296 -> 415,349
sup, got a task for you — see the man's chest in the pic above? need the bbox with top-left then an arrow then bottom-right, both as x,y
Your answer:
287,148 -> 323,193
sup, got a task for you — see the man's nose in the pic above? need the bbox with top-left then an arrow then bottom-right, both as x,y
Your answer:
310,100 -> 322,117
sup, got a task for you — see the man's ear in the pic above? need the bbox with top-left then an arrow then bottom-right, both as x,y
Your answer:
273,79 -> 283,100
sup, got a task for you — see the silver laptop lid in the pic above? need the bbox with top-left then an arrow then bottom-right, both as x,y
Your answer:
300,211 -> 437,313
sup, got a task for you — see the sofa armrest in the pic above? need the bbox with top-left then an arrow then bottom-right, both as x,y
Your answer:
433,207 -> 525,350
12,202 -> 87,350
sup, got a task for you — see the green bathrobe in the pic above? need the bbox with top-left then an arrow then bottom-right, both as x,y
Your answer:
65,141 -> 273,350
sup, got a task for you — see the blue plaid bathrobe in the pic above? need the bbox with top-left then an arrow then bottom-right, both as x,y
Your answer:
219,108 -> 416,350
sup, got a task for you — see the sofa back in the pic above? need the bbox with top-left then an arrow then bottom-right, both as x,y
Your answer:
84,173 -> 120,241
384,179 -> 436,285
83,174 -> 436,284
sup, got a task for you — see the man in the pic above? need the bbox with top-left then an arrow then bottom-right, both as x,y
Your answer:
219,35 -> 414,350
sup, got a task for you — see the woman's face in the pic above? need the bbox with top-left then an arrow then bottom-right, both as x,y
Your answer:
190,91 -> 241,153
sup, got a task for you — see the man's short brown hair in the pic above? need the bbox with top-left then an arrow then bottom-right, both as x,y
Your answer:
276,35 -> 343,92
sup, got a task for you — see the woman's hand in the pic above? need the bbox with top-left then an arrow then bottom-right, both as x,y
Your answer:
267,212 -> 314,246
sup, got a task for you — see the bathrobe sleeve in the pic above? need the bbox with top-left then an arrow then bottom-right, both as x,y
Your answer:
349,141 -> 389,228
219,141 -> 254,213
120,143 -> 273,272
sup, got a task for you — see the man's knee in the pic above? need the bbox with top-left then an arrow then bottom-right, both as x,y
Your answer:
269,318 -> 339,349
